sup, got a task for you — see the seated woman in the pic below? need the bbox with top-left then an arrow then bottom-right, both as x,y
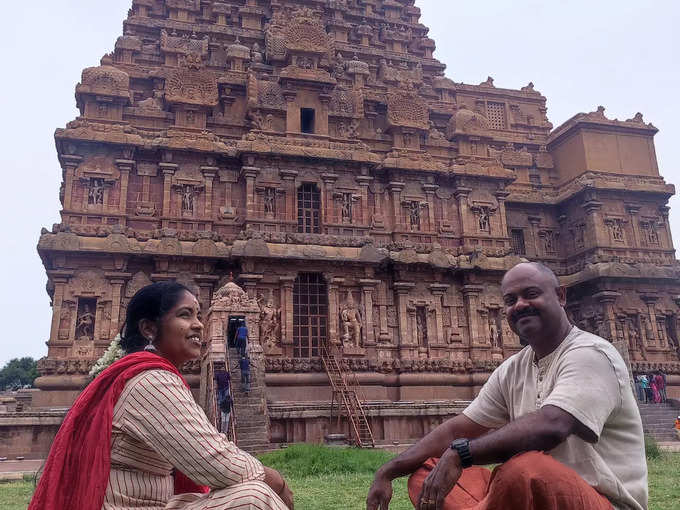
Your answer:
30,282 -> 293,510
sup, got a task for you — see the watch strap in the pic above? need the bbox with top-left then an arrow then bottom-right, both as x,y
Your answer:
451,439 -> 473,468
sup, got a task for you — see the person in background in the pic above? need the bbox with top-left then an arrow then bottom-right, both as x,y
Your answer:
238,355 -> 252,393
640,374 -> 651,404
634,375 -> 645,403
214,369 -> 232,434
656,371 -> 667,403
235,320 -> 249,357
650,373 -> 661,404
675,415 -> 680,441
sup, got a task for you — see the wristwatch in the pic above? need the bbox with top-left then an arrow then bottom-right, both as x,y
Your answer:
450,438 -> 473,468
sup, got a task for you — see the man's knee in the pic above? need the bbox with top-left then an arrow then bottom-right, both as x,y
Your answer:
494,451 -> 558,484
216,480 -> 285,510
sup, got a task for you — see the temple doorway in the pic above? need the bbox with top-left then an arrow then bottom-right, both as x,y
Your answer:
227,315 -> 246,349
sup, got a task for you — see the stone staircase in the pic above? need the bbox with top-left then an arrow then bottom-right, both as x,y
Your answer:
638,402 -> 679,443
227,347 -> 272,454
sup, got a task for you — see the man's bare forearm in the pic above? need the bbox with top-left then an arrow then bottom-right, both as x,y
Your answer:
377,414 -> 488,480
469,405 -> 574,465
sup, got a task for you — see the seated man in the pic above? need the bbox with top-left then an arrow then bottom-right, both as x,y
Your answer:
366,262 -> 647,510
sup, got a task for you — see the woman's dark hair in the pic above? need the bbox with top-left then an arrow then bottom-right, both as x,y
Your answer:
120,281 -> 193,353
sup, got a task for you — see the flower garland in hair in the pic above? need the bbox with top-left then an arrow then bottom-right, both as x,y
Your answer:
89,334 -> 124,377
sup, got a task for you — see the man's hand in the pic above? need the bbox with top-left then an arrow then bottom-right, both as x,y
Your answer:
263,466 -> 294,509
416,449 -> 463,510
366,471 -> 393,510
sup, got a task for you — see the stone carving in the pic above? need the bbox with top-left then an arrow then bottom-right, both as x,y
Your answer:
75,304 -> 96,341
88,178 -> 105,205
284,8 -> 330,54
212,281 -> 257,309
160,29 -> 209,57
478,207 -> 491,233
78,66 -> 130,97
606,218 -> 625,242
387,87 -> 429,131
165,54 -> 218,107
628,317 -> 646,360
263,187 -> 276,215
447,106 -> 490,137
340,292 -> 362,347
259,290 -> 281,352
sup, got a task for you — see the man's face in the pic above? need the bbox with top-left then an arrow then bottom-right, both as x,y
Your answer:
501,264 -> 566,341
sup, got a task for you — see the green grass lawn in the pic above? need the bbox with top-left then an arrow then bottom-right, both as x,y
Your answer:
2,446 -> 678,509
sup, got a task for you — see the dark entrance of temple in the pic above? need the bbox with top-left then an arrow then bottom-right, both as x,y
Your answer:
226,315 -> 246,349
293,273 -> 328,358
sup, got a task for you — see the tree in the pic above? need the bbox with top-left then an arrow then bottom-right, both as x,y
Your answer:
0,358 -> 39,390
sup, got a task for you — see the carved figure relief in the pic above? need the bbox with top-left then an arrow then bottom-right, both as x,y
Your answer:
628,316 -> 647,360
341,193 -> 353,223
263,187 -> 277,215
259,290 -> 281,352
606,218 -> 625,242
478,207 -> 491,233
75,301 -> 96,341
540,230 -> 557,254
181,184 -> 196,214
340,292 -> 363,347
416,306 -> 428,346
641,221 -> 660,245
88,178 -> 105,205
403,200 -> 423,230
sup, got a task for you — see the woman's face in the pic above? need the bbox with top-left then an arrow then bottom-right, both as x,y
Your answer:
156,291 -> 204,368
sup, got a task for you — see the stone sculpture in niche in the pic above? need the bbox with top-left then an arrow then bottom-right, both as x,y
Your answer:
340,292 -> 362,347
259,290 -> 281,352
478,207 -> 490,232
341,193 -> 353,223
489,319 -> 501,348
628,317 -> 646,360
263,187 -> 276,215
75,305 -> 95,341
88,178 -> 105,205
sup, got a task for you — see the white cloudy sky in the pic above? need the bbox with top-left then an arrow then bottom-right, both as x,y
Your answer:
0,1 -> 678,368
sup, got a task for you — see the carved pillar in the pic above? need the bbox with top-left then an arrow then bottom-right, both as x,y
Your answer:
239,273 -> 263,300
659,205 -> 672,249
377,281 -> 391,342
360,279 -> 379,346
423,184 -> 438,232
279,276 -> 295,345
241,166 -> 260,221
280,169 -> 298,223
462,285 -> 483,347
594,291 -> 620,341
454,186 -> 472,238
49,275 -> 71,344
61,155 -> 83,211
528,215 -> 541,256
429,284 -> 450,346
641,295 -> 659,346
495,190 -> 510,239
357,175 -> 373,227
626,204 -> 641,247
321,173 -> 338,224
582,195 -> 605,247
201,166 -> 218,219
115,159 -> 134,220
394,282 -> 415,347
107,276 -> 126,340
328,277 -> 345,345
388,182 -> 405,231
159,163 -> 178,217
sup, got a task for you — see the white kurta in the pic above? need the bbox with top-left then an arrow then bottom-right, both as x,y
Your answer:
103,369 -> 287,510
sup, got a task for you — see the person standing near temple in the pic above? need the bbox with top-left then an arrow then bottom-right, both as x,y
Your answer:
214,369 -> 232,434
675,415 -> 680,441
238,355 -> 252,393
640,374 -> 651,403
235,320 -> 249,357
656,371 -> 667,403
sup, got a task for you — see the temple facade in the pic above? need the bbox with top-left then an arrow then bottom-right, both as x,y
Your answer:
35,0 -> 680,444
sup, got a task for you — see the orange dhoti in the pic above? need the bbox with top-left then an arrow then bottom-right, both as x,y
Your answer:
408,451 -> 612,510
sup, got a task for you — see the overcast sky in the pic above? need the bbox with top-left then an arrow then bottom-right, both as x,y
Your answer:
0,1 -> 678,368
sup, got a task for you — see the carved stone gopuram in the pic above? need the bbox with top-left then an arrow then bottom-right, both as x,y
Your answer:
34,0 -> 680,446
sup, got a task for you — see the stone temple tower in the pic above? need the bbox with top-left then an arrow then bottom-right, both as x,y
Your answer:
33,0 -> 680,447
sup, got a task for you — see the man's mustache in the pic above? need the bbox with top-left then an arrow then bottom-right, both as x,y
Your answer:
511,308 -> 540,323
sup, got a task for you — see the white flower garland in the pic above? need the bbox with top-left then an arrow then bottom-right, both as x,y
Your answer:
89,334 -> 124,377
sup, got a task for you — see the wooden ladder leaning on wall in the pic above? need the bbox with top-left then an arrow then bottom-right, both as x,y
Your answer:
321,343 -> 375,448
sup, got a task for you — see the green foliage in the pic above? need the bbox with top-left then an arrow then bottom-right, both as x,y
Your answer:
645,434 -> 661,460
0,481 -> 33,510
0,358 -> 38,390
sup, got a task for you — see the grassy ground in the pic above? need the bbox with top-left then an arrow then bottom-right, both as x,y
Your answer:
2,446 -> 678,509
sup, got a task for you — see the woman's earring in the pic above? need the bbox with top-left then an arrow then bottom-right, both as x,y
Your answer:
144,336 -> 157,352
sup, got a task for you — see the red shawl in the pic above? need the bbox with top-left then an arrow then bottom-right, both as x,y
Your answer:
29,351 -> 209,510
